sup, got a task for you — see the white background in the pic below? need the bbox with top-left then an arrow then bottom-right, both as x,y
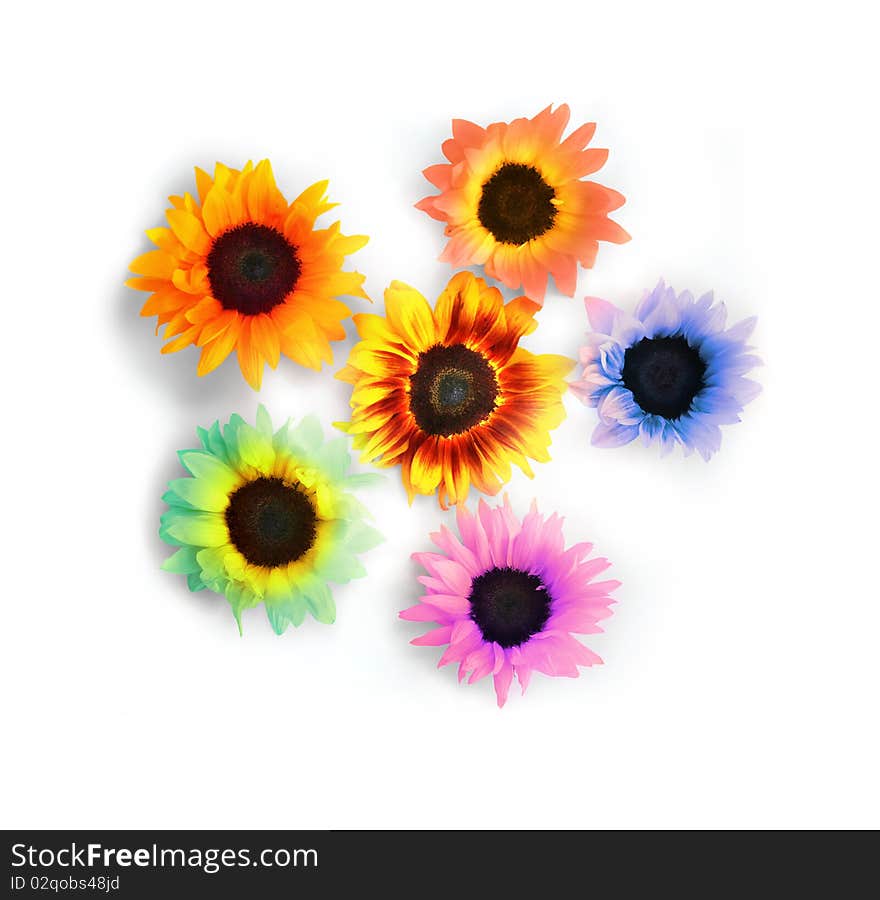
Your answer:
2,1 -> 877,829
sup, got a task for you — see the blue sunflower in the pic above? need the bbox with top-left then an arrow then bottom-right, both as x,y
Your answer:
572,280 -> 761,459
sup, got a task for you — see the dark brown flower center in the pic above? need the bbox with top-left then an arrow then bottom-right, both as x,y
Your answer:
225,477 -> 316,568
207,222 -> 300,315
469,567 -> 551,648
477,163 -> 557,245
622,336 -> 707,420
409,344 -> 499,437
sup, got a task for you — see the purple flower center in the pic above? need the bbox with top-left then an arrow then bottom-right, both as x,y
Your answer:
225,477 -> 316,567
622,336 -> 706,420
469,567 -> 551,648
478,163 -> 557,245
207,222 -> 301,316
409,344 -> 499,437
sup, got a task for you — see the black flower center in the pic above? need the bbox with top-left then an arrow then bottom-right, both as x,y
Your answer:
621,336 -> 707,420
225,477 -> 316,568
477,163 -> 557,245
409,344 -> 499,437
469,567 -> 551,648
207,223 -> 301,316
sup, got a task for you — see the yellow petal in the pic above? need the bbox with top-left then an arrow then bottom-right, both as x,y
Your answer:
384,281 -> 437,350
409,437 -> 443,493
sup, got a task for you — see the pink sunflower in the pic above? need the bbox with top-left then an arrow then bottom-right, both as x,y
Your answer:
401,497 -> 619,707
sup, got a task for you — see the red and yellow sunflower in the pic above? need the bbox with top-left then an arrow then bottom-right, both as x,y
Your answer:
416,105 -> 629,303
127,160 -> 369,389
336,271 -> 573,507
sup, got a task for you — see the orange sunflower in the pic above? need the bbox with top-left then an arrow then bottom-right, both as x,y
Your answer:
416,105 -> 629,303
127,160 -> 369,389
336,271 -> 573,507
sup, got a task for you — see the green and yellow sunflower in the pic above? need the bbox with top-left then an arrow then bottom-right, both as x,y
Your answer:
160,407 -> 382,634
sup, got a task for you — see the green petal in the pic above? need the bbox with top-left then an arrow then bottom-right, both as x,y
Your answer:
196,546 -> 232,581
316,436 -> 352,480
255,404 -> 273,437
342,473 -> 385,490
339,520 -> 384,554
162,489 -> 195,510
304,580 -> 336,624
273,417 -> 294,451
236,423 -> 275,470
158,522 -> 183,547
166,512 -> 227,547
167,477 -> 230,513
177,450 -> 239,492
160,507 -> 195,544
186,572 -> 207,592
317,552 -> 367,584
225,582 -> 261,635
265,568 -> 292,603
161,546 -> 201,574
332,492 -> 371,521
221,415 -> 247,468
197,421 -> 231,465
287,415 -> 323,455
265,592 -> 307,634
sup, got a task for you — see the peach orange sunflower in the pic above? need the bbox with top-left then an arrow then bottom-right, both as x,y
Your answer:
336,271 -> 573,507
416,105 -> 629,303
127,160 -> 368,389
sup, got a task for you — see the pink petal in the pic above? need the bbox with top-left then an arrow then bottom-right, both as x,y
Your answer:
411,626 -> 453,646
546,607 -> 602,634
414,593 -> 469,615
584,295 -> 617,334
493,660 -> 514,708
430,524 -> 480,576
437,620 -> 482,668
400,603 -> 448,623
515,664 -> 532,695
414,554 -> 473,596
466,644 -> 495,683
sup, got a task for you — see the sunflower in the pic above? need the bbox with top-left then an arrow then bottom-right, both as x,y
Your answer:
416,105 -> 629,303
571,280 -> 762,459
336,271 -> 573,508
128,160 -> 369,389
401,497 -> 619,707
160,407 -> 382,634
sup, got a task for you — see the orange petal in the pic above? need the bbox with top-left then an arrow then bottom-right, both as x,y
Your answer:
129,250 -> 175,279
197,320 -> 239,376
250,313 -> 281,369
246,159 -> 287,223
235,318 -> 264,389
166,208 -> 211,256
560,122 -> 597,152
194,167 -> 213,205
196,309 -> 238,345
452,118 -> 486,148
423,164 -> 453,190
